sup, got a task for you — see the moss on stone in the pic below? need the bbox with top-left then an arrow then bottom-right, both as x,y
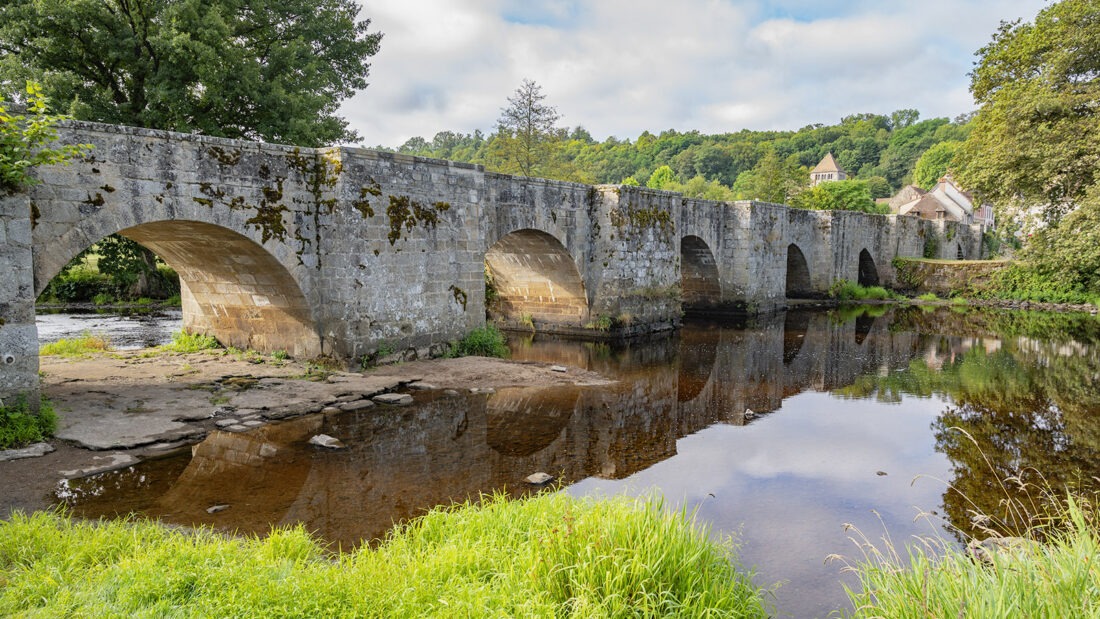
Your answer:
386,196 -> 450,246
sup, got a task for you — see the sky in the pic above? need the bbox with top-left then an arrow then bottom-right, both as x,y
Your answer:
340,0 -> 1050,148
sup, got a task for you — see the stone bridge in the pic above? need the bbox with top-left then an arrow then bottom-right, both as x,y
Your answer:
0,121 -> 982,403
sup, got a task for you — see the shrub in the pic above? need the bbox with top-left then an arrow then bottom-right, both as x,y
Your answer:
0,397 -> 57,450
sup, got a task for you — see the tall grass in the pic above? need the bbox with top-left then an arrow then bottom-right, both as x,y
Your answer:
160,330 -> 220,353
0,397 -> 57,450
0,493 -> 770,617
841,496 -> 1100,618
447,324 -> 509,358
39,332 -> 111,356
828,279 -> 898,302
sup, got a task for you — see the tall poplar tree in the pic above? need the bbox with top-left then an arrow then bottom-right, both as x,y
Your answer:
494,79 -> 561,177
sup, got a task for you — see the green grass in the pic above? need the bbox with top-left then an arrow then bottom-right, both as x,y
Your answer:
446,325 -> 509,358
842,496 -> 1100,618
39,333 -> 111,357
160,330 -> 221,353
0,493 -> 770,617
917,292 -> 939,302
828,279 -> 900,302
0,397 -> 57,450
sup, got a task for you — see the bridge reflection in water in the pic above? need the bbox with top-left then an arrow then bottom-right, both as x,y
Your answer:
57,306 -> 1100,616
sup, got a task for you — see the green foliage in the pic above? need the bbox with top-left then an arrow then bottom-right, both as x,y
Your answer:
0,493 -> 769,617
0,81 -> 91,194
645,165 -> 677,190
843,495 -> 1100,618
38,263 -> 115,303
39,333 -> 110,357
956,0 -> 1100,225
161,331 -> 220,354
983,261 -> 1100,305
0,0 -> 381,146
922,235 -> 941,258
793,180 -> 884,213
917,292 -> 940,301
447,325 -> 509,359
828,280 -> 897,301
912,140 -> 962,189
1015,189 -> 1100,299
0,396 -> 56,450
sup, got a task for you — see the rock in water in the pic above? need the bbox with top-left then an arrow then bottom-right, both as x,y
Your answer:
525,472 -> 554,485
372,393 -> 414,405
308,434 -> 346,449
206,504 -> 230,514
550,365 -> 568,373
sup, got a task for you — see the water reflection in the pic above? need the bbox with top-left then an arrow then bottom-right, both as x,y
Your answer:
55,306 -> 1100,617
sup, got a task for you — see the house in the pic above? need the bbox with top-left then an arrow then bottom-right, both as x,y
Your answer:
809,153 -> 847,186
892,174 -> 995,230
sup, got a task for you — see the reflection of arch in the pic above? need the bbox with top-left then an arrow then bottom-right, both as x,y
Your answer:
485,229 -> 588,326
783,311 -> 809,364
40,220 -> 320,356
677,326 -> 717,402
680,235 -> 721,312
858,249 -> 879,287
486,387 -> 579,456
785,244 -> 812,298
854,314 -> 875,346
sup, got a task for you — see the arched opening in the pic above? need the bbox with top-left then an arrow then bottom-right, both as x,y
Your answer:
124,221 -> 320,357
485,229 -> 588,328
486,387 -> 579,457
785,244 -> 812,298
783,310 -> 810,365
677,325 -> 717,402
956,243 -> 965,260
854,314 -> 875,346
680,235 -> 721,313
858,249 -> 880,287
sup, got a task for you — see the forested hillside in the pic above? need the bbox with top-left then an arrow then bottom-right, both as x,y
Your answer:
377,109 -> 970,203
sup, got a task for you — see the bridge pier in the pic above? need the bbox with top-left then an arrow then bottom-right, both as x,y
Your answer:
0,194 -> 40,410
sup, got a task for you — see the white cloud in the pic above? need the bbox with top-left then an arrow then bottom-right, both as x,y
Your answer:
345,0 -> 1050,147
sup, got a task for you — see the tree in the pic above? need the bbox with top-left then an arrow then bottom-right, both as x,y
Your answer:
792,180 -> 883,213
645,165 -> 677,190
913,141 -> 962,189
1,81 -> 90,195
495,79 -> 561,176
0,0 -> 382,147
955,0 -> 1100,224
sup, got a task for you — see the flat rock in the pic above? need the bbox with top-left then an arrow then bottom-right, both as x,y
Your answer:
338,399 -> 376,412
308,434 -> 346,449
320,406 -> 342,415
224,424 -> 249,432
214,418 -> 239,428
0,442 -> 55,462
206,504 -> 230,514
469,387 -> 496,394
372,393 -> 414,406
442,389 -> 461,397
56,413 -> 205,451
242,420 -> 264,428
408,381 -> 438,390
174,409 -> 214,421
525,472 -> 555,485
60,453 -> 138,478
549,365 -> 568,373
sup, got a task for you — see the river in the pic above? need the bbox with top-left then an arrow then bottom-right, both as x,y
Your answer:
39,305 -> 1100,617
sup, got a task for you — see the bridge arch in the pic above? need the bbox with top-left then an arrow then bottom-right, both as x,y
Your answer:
785,244 -> 812,298
680,235 -> 722,313
484,229 -> 588,328
37,219 -> 321,357
857,249 -> 880,287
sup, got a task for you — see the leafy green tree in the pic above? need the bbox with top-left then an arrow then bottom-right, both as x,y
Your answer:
793,180 -> 883,213
1,81 -> 90,195
645,165 -> 677,190
955,0 -> 1100,224
495,79 -> 561,177
735,150 -> 803,203
913,141 -> 962,189
0,0 -> 382,147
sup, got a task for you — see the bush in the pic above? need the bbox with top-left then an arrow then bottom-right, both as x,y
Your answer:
447,325 -> 509,358
0,397 -> 57,450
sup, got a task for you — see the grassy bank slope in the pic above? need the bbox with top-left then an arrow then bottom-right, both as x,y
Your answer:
0,493 -> 768,618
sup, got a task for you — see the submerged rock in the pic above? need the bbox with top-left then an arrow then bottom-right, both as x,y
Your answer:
0,442 -> 55,462
206,504 -> 230,514
308,434 -> 346,449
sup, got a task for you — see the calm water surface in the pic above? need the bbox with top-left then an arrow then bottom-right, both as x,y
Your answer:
49,306 -> 1100,618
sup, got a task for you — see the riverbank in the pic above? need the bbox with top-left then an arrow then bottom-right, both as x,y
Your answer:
1,350 -> 612,516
